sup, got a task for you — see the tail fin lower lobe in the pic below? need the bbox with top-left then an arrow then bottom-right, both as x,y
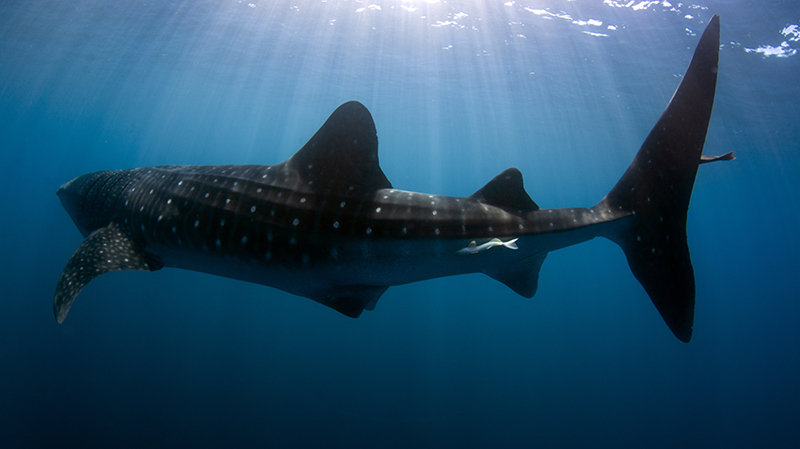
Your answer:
598,15 -> 720,342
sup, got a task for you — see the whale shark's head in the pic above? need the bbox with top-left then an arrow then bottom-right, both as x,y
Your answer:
57,170 -> 133,238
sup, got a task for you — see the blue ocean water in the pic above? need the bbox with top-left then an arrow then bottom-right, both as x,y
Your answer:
1,0 -> 798,447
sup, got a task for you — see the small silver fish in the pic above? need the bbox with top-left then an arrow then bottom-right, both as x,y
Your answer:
456,238 -> 519,256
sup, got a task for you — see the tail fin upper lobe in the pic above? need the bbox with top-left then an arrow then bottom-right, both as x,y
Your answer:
598,15 -> 720,342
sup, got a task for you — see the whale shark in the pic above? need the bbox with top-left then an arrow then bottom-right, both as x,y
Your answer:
54,16 -> 728,342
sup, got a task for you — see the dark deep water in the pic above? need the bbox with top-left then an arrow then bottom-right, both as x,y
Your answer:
1,1 -> 798,447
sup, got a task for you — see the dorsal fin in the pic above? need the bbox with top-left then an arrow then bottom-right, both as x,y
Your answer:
286,101 -> 392,193
470,168 -> 539,213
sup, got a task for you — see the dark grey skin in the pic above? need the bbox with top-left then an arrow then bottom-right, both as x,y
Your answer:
55,16 -> 729,342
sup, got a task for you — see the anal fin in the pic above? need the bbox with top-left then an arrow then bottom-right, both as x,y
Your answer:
484,251 -> 548,298
54,222 -> 163,323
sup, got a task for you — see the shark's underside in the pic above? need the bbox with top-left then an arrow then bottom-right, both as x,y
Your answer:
54,16 -> 727,342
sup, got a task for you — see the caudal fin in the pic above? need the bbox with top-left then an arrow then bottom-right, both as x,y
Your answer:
597,15 -> 721,342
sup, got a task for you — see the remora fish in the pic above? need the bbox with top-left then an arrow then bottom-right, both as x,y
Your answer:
54,16 -> 728,342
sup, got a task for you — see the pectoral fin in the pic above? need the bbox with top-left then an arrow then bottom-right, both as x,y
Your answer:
54,222 -> 163,323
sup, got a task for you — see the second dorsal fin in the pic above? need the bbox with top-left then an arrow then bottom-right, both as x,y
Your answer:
470,168 -> 539,213
286,101 -> 392,193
